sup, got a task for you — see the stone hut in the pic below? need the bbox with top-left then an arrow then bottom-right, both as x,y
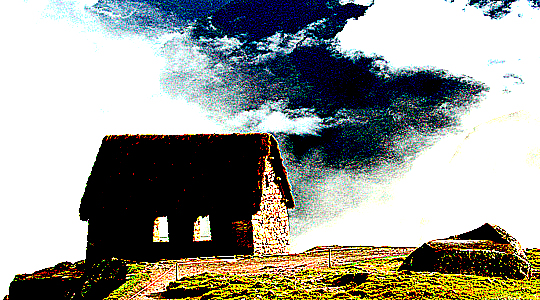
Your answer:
79,133 -> 294,262
399,223 -> 531,279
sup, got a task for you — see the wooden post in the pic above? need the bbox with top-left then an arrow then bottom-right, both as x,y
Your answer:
328,248 -> 331,268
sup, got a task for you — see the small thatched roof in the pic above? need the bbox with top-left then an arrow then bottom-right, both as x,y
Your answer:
79,133 -> 294,221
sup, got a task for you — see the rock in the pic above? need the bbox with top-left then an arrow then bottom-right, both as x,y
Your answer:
72,257 -> 128,300
8,260 -> 85,300
399,223 -> 531,280
7,258 -> 128,300
443,222 -> 527,260
161,286 -> 211,299
328,272 -> 369,286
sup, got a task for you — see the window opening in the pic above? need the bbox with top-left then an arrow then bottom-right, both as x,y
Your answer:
153,216 -> 169,242
193,215 -> 212,242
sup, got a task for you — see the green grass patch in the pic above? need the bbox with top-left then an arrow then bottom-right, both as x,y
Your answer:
104,249 -> 540,299
103,262 -> 152,300
159,252 -> 540,299
527,248 -> 540,270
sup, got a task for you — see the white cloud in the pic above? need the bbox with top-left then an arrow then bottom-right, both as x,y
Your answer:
338,0 -> 540,80
257,111 -> 321,134
226,107 -> 322,135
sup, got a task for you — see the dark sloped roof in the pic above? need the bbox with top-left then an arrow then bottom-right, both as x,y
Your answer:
80,133 -> 294,221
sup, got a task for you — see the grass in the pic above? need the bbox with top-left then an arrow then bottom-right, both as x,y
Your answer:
103,262 -> 152,300
159,265 -> 540,300
104,248 -> 540,300
528,248 -> 540,270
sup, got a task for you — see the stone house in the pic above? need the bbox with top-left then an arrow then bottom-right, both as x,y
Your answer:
79,133 -> 294,262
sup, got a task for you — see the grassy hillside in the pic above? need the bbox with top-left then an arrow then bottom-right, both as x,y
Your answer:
105,248 -> 540,299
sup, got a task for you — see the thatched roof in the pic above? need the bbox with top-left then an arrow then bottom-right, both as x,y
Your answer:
79,133 -> 294,221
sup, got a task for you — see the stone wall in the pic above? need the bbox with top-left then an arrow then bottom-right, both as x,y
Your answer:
251,156 -> 291,256
231,219 -> 254,254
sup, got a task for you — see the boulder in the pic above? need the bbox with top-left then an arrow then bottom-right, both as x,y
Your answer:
72,257 -> 128,299
8,261 -> 85,300
399,223 -> 531,279
8,258 -> 128,300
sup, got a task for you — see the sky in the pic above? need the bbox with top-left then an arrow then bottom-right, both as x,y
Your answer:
1,0 -> 540,296
285,0 -> 539,233
315,0 -> 540,248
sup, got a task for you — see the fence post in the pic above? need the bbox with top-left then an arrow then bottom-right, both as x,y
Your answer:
328,248 -> 332,268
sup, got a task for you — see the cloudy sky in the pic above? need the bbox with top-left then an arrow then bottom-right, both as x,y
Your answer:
1,0 -> 540,296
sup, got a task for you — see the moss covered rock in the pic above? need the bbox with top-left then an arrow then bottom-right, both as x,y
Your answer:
399,223 -> 532,280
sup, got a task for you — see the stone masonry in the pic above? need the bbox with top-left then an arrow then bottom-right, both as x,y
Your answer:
252,155 -> 291,256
